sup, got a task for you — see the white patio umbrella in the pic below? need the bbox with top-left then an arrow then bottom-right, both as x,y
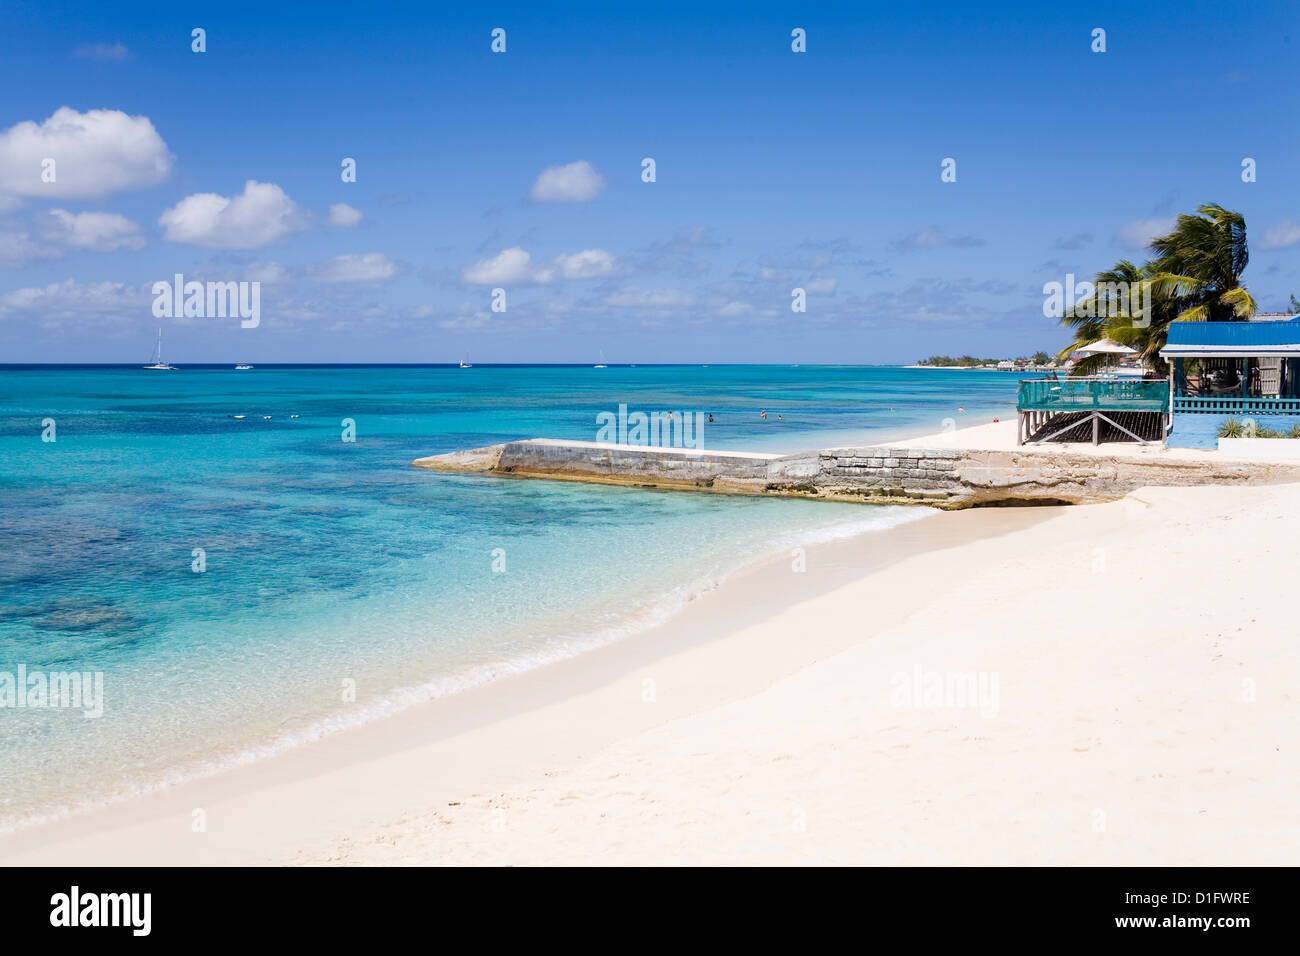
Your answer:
1080,338 -> 1136,355
1079,338 -> 1136,374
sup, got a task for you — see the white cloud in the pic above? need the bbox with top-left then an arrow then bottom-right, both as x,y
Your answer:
0,225 -> 59,267
529,160 -> 605,203
462,246 -> 620,285
310,252 -> 398,283
159,180 -> 306,249
901,228 -> 948,250
1260,220 -> 1300,250
603,287 -> 693,309
1115,217 -> 1175,251
638,226 -> 720,277
438,309 -> 494,331
0,278 -> 149,323
806,277 -> 838,295
1,209 -> 143,265
554,248 -> 618,279
245,261 -> 289,283
37,209 -> 144,251
0,107 -> 172,199
895,227 -> 984,251
463,247 -> 539,284
74,43 -> 131,61
329,203 -> 363,227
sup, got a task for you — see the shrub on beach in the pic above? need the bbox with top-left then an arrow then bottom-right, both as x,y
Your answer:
1217,418 -> 1300,439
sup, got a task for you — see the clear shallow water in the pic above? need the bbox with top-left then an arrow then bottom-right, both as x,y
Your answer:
0,365 -> 1018,828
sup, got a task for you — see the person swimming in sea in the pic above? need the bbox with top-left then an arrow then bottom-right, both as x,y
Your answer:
760,409 -> 767,420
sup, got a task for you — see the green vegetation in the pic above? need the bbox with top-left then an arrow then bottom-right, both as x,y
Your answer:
918,356 -> 998,367
1058,203 -> 1257,377
1215,419 -> 1300,439
1286,293 -> 1300,315
917,354 -> 1054,367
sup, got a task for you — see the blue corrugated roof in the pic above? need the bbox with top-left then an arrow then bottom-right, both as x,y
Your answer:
1161,319 -> 1300,355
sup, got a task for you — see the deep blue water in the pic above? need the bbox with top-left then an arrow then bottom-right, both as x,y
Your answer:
0,364 -> 1018,827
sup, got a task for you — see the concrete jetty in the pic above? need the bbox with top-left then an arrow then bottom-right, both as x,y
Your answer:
413,437 -> 1300,509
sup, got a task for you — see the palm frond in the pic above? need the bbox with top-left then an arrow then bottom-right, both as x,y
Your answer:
1220,286 -> 1256,318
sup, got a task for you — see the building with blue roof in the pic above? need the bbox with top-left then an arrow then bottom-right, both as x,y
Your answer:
1160,315 -> 1300,415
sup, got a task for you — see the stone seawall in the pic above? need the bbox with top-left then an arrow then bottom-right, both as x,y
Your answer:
493,438 -> 784,493
414,439 -> 1299,509
810,447 -> 964,504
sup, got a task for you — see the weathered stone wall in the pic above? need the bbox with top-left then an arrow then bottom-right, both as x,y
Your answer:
414,439 -> 1300,509
455,439 -> 783,493
798,447 -> 964,504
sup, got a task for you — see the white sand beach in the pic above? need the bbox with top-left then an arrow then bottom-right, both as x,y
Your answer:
903,417 -> 1230,459
3,456 -> 1297,866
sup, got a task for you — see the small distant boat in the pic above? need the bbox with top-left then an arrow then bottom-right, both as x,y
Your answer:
594,349 -> 607,368
142,328 -> 176,370
235,363 -> 254,370
459,354 -> 472,368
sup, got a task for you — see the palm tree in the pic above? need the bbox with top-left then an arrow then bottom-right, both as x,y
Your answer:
1149,203 -> 1256,322
1057,260 -> 1171,376
1058,204 -> 1256,377
1109,275 -> 1181,377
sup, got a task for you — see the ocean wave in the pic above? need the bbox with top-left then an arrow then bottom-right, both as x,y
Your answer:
0,505 -> 932,835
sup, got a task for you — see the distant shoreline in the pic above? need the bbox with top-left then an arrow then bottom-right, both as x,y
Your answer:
903,364 -> 1054,372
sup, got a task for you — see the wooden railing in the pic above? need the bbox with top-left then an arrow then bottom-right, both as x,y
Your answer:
1173,395 -> 1300,415
1017,378 -> 1170,413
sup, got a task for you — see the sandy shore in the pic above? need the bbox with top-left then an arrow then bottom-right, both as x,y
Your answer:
4,470 -> 1298,866
903,417 -> 1204,458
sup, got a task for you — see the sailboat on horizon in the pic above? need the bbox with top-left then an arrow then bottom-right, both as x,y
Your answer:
142,328 -> 176,370
459,353 -> 473,368
593,349 -> 607,368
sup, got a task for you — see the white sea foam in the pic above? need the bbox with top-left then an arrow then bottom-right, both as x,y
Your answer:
0,506 -> 932,834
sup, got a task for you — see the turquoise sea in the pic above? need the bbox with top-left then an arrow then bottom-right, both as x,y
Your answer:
0,364 -> 1018,829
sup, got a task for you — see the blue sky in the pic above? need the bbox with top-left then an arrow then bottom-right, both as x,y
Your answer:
0,0 -> 1297,363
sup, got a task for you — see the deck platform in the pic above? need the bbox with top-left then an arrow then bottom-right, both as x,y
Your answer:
1017,378 -> 1170,446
